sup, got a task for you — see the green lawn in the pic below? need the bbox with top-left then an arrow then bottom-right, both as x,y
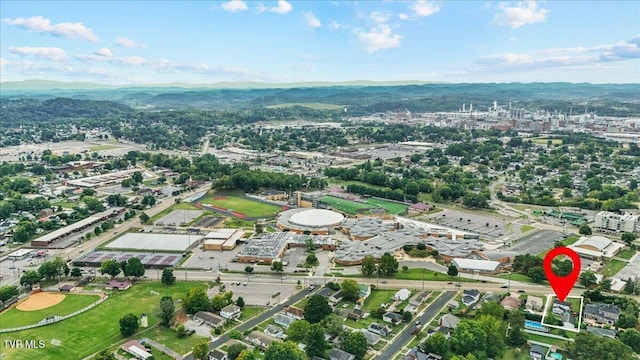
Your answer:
617,249 -> 636,260
55,201 -> 79,209
502,348 -> 531,360
145,325 -> 208,356
394,268 -> 472,282
531,138 -> 563,145
89,144 -> 121,151
318,196 -> 374,214
601,259 -> 627,277
0,294 -> 100,329
366,198 -> 408,215
520,225 -> 536,233
559,235 -> 580,246
201,195 -> 282,218
497,273 -> 545,285
362,290 -> 396,311
0,281 -> 208,360
526,333 -> 569,348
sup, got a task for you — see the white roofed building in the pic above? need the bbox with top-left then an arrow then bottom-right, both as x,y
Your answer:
451,258 -> 501,274
569,235 -> 625,260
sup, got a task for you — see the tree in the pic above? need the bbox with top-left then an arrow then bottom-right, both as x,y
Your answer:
236,296 -> 245,308
340,279 -> 360,302
616,313 -> 639,329
70,267 -> 82,278
361,255 -> 376,277
125,257 -> 145,280
622,232 -> 637,246
450,320 -> 487,358
236,350 -> 256,360
132,171 -> 144,184
227,343 -> 248,360
447,264 -> 458,278
579,271 -> 597,288
119,313 -> 139,337
192,340 -> 210,360
94,349 -> 116,360
620,329 -> 640,353
402,311 -> 413,323
183,288 -> 210,314
321,314 -> 345,338
341,331 -> 368,360
211,291 -> 233,311
579,224 -> 592,235
139,212 -> 150,223
305,323 -> 328,359
265,341 -> 305,360
271,261 -> 284,277
476,315 -> 505,358
553,259 -> 574,277
159,296 -> 175,327
379,253 -> 398,276
478,302 -> 505,320
304,295 -> 332,323
100,259 -> 121,278
244,266 -> 254,274
623,277 -> 636,295
306,253 -> 318,266
0,286 -> 19,302
463,193 -> 489,208
600,278 -> 612,292
527,266 -> 545,283
567,332 -> 635,360
162,268 -> 176,285
422,331 -> 448,356
287,319 -> 311,341
507,311 -> 527,347
20,270 -> 42,287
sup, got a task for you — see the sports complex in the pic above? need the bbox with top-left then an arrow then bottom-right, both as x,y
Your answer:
277,208 -> 345,235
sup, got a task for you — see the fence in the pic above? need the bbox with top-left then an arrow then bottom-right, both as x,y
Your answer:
0,293 -> 108,333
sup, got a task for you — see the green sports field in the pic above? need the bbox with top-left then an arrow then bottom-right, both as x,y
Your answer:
0,294 -> 100,329
200,195 -> 282,217
319,196 -> 374,214
0,281 -> 208,360
365,198 -> 408,215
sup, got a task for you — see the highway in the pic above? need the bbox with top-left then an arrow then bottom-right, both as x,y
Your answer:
377,291 -> 456,359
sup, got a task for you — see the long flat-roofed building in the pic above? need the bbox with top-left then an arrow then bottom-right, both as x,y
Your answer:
202,228 -> 244,250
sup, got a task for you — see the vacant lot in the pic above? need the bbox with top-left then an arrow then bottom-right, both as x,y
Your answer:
1,294 -> 100,329
0,281 -> 208,360
201,195 -> 282,218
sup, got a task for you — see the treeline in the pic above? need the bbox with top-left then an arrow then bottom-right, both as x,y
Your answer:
213,169 -> 326,193
346,183 -> 417,203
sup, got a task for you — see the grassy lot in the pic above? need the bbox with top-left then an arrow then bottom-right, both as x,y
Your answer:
362,290 -> 396,311
223,218 -> 255,228
366,198 -> 408,215
318,196 -> 374,214
531,138 -> 563,145
266,102 -> 343,110
497,273 -> 545,285
56,201 -> 78,209
526,333 -> 569,348
149,202 -> 201,222
89,144 -> 121,151
0,294 -> 101,329
201,195 -> 282,218
394,268 -> 472,282
0,281 -> 208,360
145,326 -> 208,356
601,259 -> 627,277
559,235 -> 580,246
502,348 -> 530,360
617,249 -> 636,260
520,225 -> 536,233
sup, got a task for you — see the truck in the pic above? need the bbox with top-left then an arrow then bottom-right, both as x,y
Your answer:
412,324 -> 423,336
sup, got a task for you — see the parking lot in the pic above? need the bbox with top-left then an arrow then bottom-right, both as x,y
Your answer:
155,210 -> 203,226
504,229 -> 565,255
422,209 -> 510,238
208,281 -> 297,306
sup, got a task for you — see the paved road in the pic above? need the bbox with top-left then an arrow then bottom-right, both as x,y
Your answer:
377,291 -> 456,359
182,287 -> 316,360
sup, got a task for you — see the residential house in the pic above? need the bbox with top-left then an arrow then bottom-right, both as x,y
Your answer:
358,285 -> 371,304
552,301 -> 571,316
121,340 -> 153,360
264,324 -> 285,339
358,330 -> 380,345
394,288 -> 411,301
317,287 -> 333,299
529,344 -> 546,360
246,330 -> 278,349
194,311 -> 226,328
347,308 -> 365,321
586,326 -> 617,339
329,348 -> 356,360
404,347 -> 443,360
274,314 -> 297,329
209,349 -> 227,360
500,296 -> 522,311
438,314 -> 460,330
367,322 -> 392,337
526,296 -> 544,312
446,300 -> 460,309
220,304 -> 241,320
285,306 -> 305,320
382,312 -> 403,325
584,303 -> 621,325
329,291 -> 344,304
461,289 -> 480,306
409,291 -> 429,307
106,280 -> 132,291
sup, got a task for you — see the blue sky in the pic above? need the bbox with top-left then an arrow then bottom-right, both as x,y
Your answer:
1,1 -> 638,84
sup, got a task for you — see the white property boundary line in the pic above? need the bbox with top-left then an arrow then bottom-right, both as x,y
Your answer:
540,294 -> 584,333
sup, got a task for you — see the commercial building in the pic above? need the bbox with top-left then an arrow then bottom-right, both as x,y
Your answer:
31,208 -> 125,247
202,229 -> 244,251
236,232 -> 335,264
277,208 -> 345,235
568,235 -> 625,260
594,211 -> 640,233
451,258 -> 501,275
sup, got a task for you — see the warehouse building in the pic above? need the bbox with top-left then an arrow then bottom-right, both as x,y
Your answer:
202,229 -> 244,251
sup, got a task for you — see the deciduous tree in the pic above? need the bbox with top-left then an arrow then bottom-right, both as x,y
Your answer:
340,279 -> 360,302
159,296 -> 175,327
265,341 -> 305,360
304,295 -> 332,323
119,313 -> 139,337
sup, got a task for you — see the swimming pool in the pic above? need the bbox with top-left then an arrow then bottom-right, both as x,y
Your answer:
525,320 -> 549,332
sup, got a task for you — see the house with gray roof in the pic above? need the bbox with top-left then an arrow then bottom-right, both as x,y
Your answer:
438,314 -> 460,330
462,289 -> 480,306
274,313 -> 297,329
586,326 -> 617,339
358,329 -> 380,345
367,322 -> 392,337
329,348 -> 355,360
584,303 -> 621,325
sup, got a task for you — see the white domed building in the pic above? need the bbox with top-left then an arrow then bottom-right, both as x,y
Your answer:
277,208 -> 345,235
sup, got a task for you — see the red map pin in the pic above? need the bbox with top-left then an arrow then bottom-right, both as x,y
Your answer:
543,246 -> 581,302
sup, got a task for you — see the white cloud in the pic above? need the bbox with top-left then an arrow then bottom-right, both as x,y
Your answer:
329,20 -> 349,30
221,0 -> 248,12
2,16 -> 98,42
355,24 -> 403,53
115,37 -> 145,48
398,13 -> 409,20
370,11 -> 391,24
304,11 -> 322,28
95,47 -> 112,57
410,1 -> 441,17
0,58 -> 10,67
491,1 -> 549,28
258,0 -> 292,14
10,46 -> 68,61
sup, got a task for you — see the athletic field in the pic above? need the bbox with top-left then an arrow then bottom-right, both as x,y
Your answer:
319,196 -> 374,214
365,198 -> 408,215
200,195 -> 282,218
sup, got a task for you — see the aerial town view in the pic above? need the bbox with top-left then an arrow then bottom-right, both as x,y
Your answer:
0,1 -> 639,360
